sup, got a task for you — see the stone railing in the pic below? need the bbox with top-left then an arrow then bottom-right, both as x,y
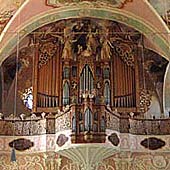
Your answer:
1,105 -> 170,136
0,106 -> 72,136
129,118 -> 170,135
105,106 -> 170,135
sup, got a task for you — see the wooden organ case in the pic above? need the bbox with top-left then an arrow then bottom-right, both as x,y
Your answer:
32,19 -> 141,143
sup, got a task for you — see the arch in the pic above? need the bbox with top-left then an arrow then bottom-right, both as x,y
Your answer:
0,5 -> 170,64
0,1 -> 169,112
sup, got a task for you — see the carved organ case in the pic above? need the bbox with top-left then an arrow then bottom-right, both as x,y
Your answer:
32,18 -> 141,143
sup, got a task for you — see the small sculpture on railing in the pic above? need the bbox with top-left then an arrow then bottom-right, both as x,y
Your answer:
41,112 -> 46,119
20,113 -> 26,120
129,112 -> 134,118
0,113 -> 4,120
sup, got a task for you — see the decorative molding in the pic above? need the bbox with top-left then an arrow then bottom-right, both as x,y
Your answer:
39,42 -> 58,68
1,7 -> 169,66
45,0 -> 133,9
139,89 -> 152,113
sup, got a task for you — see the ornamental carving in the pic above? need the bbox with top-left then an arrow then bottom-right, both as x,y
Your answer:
39,42 -> 58,67
9,138 -> 34,151
46,0 -> 133,9
114,44 -> 135,67
0,10 -> 14,32
139,89 -> 152,113
0,154 -> 45,170
55,112 -> 71,132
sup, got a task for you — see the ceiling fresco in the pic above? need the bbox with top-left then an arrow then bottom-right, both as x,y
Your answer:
148,0 -> 170,27
0,0 -> 25,33
0,0 -> 169,35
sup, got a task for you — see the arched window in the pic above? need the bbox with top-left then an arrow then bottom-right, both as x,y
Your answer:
104,81 -> 111,105
84,107 -> 93,131
63,81 -> 69,106
80,65 -> 94,93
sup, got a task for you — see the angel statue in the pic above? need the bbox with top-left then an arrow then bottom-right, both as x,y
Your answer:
100,29 -> 114,60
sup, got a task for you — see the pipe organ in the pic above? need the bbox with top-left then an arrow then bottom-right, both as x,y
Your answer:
32,18 -> 141,143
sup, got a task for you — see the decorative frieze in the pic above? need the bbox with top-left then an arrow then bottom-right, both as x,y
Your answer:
46,0 -> 133,9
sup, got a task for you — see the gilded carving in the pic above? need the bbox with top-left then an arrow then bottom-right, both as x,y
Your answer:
139,89 -> 152,113
39,42 -> 57,67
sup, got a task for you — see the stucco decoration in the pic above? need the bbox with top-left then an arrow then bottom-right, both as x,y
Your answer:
9,138 -> 34,151
0,10 -> 14,32
139,89 -> 152,113
46,0 -> 133,8
0,153 -> 46,170
152,155 -> 167,169
55,112 -> 71,132
0,0 -> 25,33
141,137 -> 166,150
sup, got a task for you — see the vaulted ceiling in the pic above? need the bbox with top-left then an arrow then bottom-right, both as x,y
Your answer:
0,0 -> 170,35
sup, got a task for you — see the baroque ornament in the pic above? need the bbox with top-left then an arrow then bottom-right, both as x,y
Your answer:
39,42 -> 57,67
46,0 -> 133,8
139,89 -> 152,113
